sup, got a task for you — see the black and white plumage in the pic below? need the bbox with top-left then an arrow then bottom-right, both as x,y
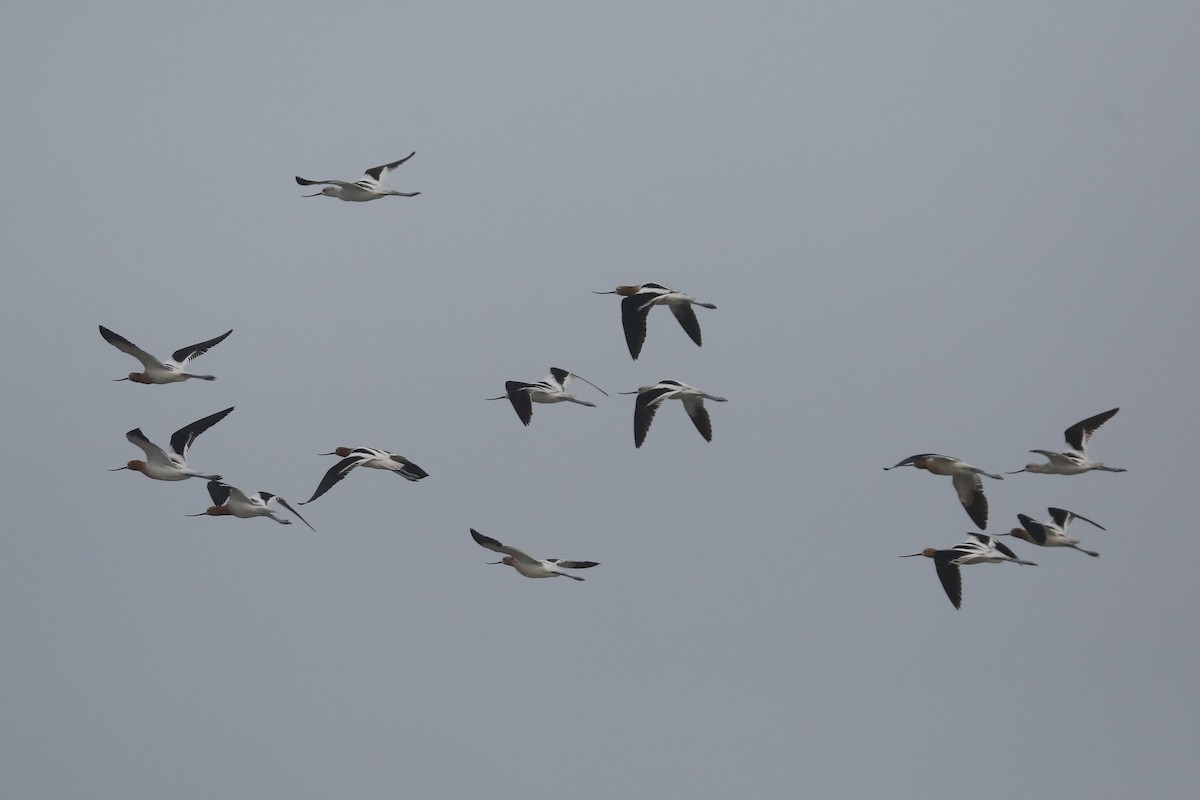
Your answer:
110,407 -> 234,481
470,529 -> 599,581
188,480 -> 315,531
100,325 -> 232,384
1009,408 -> 1126,475
295,153 -> 421,201
1002,508 -> 1105,557
883,454 -> 1003,530
593,283 -> 717,359
487,367 -> 607,426
299,447 -> 428,505
621,380 -> 727,448
901,533 -> 1037,609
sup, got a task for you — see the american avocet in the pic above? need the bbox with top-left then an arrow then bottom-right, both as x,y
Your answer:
901,532 -> 1037,609
592,283 -> 717,359
109,407 -> 234,481
1008,408 -> 1126,475
470,529 -> 599,581
295,153 -> 420,201
620,380 -> 727,448
487,368 -> 608,426
99,325 -> 232,384
883,454 -> 1003,529
1000,508 -> 1105,558
299,447 -> 428,505
187,480 -> 315,531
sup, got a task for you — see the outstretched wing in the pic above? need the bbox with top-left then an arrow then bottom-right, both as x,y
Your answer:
505,382 -> 535,426
300,454 -> 365,505
363,152 -> 416,183
172,329 -> 232,365
1064,408 -> 1120,454
670,303 -> 703,347
169,406 -> 235,458
952,472 -> 989,530
620,294 -> 653,359
633,386 -> 673,448
205,480 -> 232,507
99,326 -> 161,371
681,396 -> 713,442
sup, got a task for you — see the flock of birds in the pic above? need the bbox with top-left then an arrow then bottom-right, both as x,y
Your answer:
101,154 -> 737,582
101,153 -> 1127,603
885,407 -> 1126,608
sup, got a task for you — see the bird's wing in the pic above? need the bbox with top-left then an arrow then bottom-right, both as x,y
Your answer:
620,294 -> 653,359
364,152 -> 415,183
125,428 -> 169,464
505,382 -> 535,426
932,552 -> 964,609
1016,514 -> 1049,545
953,472 -> 989,529
205,480 -> 232,507
272,495 -> 315,532
633,386 -> 674,447
300,455 -> 365,504
670,303 -> 703,346
169,406 -> 234,458
171,329 -> 232,365
1048,507 -> 1106,532
681,396 -> 713,442
547,559 -> 600,570
99,326 -> 162,370
470,529 -> 537,565
1064,408 -> 1120,454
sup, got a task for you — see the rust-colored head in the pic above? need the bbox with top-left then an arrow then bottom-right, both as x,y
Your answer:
1008,528 -> 1034,544
121,459 -> 148,474
128,372 -> 153,384
187,506 -> 230,517
900,548 -> 939,559
319,447 -> 355,457
615,285 -> 641,296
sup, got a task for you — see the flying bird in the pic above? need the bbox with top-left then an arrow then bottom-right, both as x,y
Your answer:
295,153 -> 420,201
470,529 -> 598,581
1000,508 -> 1105,557
99,325 -> 232,384
883,454 -> 1003,529
110,407 -> 234,481
593,283 -> 717,359
901,532 -> 1037,609
299,447 -> 428,505
187,480 -> 315,531
487,367 -> 607,426
621,380 -> 727,448
1008,408 -> 1126,475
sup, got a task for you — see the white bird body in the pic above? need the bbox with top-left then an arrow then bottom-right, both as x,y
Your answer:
622,379 -> 727,448
111,407 -> 234,481
300,446 -> 428,505
1010,408 -> 1126,475
189,480 -> 315,531
901,533 -> 1037,609
296,153 -> 420,201
883,453 -> 1002,529
488,367 -> 607,426
99,325 -> 231,384
594,282 -> 717,359
470,529 -> 599,581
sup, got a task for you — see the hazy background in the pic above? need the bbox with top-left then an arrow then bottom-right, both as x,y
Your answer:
3,3 -> 1198,798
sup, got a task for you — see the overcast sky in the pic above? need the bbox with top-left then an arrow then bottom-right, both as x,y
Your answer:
3,3 -> 1199,798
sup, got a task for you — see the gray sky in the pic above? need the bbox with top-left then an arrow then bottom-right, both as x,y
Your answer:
3,3 -> 1199,798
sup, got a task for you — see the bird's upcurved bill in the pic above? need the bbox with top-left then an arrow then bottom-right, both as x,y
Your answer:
302,191 -> 322,197
112,377 -> 129,382
108,465 -> 129,471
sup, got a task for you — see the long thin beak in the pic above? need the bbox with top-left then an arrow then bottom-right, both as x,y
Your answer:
486,560 -> 504,565
617,390 -> 640,395
302,191 -> 322,197
112,377 -> 129,382
184,512 -> 207,517
317,451 -> 337,455
1006,469 -> 1027,474
485,395 -> 507,401
591,290 -> 617,295
108,466 -> 129,471
898,553 -> 924,558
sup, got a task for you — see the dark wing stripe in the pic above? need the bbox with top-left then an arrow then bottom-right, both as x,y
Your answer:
933,552 -> 963,609
300,455 -> 363,504
1017,514 -> 1048,544
172,329 -> 232,364
620,295 -> 651,359
470,528 -> 505,552
169,406 -> 234,457
206,480 -> 231,507
685,400 -> 713,442
670,303 -> 703,346
1064,408 -> 1119,452
506,383 -> 534,426
633,387 -> 672,447
993,539 -> 1021,559
552,560 -> 599,569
